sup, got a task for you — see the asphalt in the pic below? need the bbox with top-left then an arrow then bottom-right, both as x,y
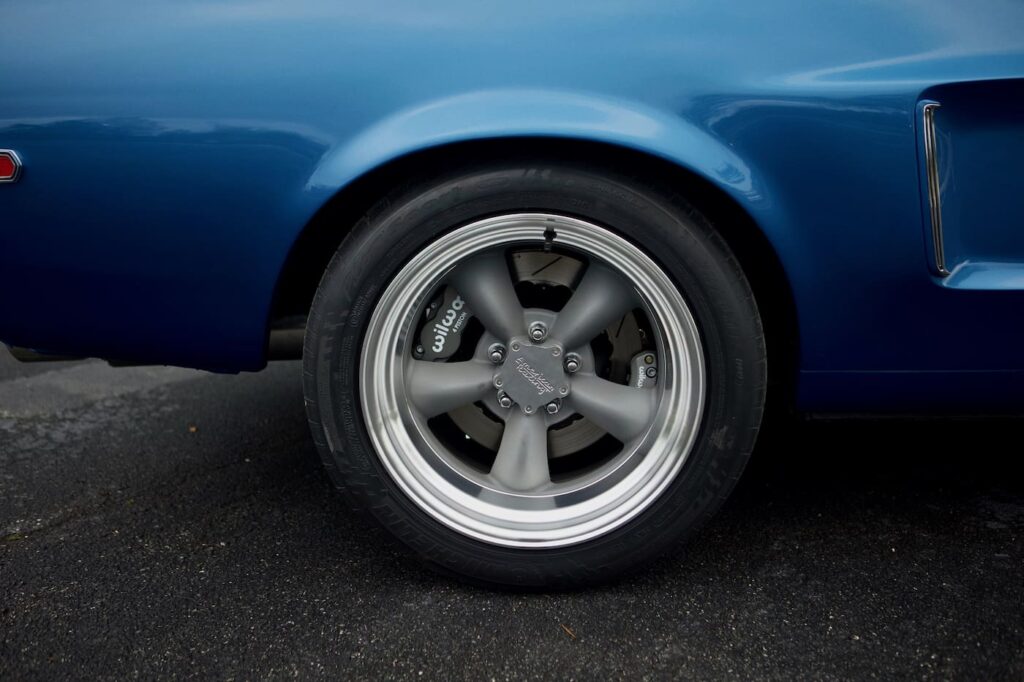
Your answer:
0,349 -> 1021,680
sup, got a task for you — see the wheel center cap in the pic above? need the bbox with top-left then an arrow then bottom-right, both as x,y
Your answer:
495,337 -> 569,414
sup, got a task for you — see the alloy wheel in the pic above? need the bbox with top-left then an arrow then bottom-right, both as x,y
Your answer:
360,213 -> 705,548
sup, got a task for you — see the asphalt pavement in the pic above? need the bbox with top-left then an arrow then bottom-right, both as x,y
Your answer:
1,349 -> 1021,680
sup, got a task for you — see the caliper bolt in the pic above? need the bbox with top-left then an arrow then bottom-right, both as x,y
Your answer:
646,367 -> 657,378
528,321 -> 548,342
493,376 -> 504,389
545,400 -> 561,415
413,345 -> 425,359
564,353 -> 581,374
488,344 -> 506,364
497,392 -> 513,409
524,405 -> 535,414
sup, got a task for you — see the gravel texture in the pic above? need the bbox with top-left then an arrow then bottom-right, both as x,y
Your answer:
1,350 -> 1021,680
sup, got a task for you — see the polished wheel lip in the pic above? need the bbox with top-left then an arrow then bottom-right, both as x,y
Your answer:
360,213 -> 705,548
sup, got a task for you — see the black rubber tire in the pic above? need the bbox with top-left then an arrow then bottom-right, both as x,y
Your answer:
303,162 -> 766,588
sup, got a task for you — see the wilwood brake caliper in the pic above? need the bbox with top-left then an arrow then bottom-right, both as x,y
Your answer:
415,287 -> 472,361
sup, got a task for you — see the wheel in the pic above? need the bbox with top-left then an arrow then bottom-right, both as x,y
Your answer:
303,162 -> 765,587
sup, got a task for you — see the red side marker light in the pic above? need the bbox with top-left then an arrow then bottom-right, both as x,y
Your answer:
0,150 -> 22,183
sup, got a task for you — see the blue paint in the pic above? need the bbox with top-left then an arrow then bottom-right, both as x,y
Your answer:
1,1 -> 1022,411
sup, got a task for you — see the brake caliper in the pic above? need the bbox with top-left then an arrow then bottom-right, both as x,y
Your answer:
630,351 -> 658,388
416,286 -> 472,361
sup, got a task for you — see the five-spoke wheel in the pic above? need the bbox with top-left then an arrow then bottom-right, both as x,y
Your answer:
304,163 -> 765,586
361,214 -> 704,547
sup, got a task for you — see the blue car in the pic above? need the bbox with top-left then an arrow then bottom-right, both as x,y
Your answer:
2,2 -> 1022,586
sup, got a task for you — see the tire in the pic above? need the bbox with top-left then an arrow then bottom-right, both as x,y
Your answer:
303,162 -> 766,588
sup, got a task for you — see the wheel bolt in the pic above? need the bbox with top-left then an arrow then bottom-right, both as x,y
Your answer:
528,321 -> 548,342
497,392 -> 513,409
545,400 -> 561,415
564,353 -> 581,373
488,344 -> 506,364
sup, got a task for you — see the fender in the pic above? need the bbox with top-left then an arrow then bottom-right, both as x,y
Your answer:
303,89 -> 780,230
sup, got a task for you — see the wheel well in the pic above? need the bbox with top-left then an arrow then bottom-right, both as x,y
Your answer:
270,137 -> 797,408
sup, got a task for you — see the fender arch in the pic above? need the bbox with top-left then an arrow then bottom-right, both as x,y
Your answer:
271,90 -> 796,404
305,89 -> 769,209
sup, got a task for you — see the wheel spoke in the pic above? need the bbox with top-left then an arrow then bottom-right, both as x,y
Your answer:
569,374 -> 657,443
406,360 -> 495,418
449,252 -> 526,341
551,263 -> 639,350
489,411 -> 550,491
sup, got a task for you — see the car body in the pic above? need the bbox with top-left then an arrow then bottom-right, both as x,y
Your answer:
2,2 -> 1024,585
2,1 -> 1023,412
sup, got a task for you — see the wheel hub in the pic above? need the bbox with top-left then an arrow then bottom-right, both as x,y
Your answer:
493,336 -> 570,414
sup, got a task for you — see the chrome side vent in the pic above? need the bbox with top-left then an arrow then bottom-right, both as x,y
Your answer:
922,102 -> 949,276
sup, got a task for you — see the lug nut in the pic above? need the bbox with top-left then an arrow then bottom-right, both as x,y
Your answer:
545,400 -> 561,415
497,392 -> 513,409
488,344 -> 506,364
528,321 -> 548,342
564,353 -> 581,373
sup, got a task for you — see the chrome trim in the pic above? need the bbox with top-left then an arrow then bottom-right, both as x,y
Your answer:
922,103 -> 949,276
0,149 -> 22,184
